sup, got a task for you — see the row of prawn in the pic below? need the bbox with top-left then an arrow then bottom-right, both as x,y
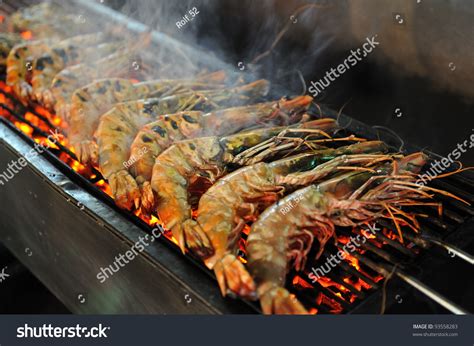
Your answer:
3,3 -> 153,110
85,89 -> 468,312
3,3 -> 469,314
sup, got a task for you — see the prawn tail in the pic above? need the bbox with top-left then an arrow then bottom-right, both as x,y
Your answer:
212,254 -> 257,300
182,219 -> 214,258
259,284 -> 308,315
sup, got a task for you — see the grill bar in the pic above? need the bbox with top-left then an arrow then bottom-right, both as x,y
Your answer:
422,238 -> 474,265
431,179 -> 474,204
338,260 -> 380,289
377,216 -> 474,266
0,89 -> 58,130
325,272 -> 367,299
373,231 -> 416,258
348,250 -> 468,315
0,100 -> 104,182
0,103 -> 74,157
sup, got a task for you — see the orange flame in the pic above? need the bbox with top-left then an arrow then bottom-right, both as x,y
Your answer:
14,122 -> 34,136
344,252 -> 361,271
293,275 -> 313,289
20,31 -> 33,40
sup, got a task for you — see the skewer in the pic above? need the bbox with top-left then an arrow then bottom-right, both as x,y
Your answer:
378,220 -> 474,266
348,250 -> 468,315
421,237 -> 474,265
397,272 -> 468,315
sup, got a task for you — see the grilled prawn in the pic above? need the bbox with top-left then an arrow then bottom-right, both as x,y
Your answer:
10,3 -> 66,35
31,36 -> 122,107
130,96 -> 314,211
6,32 -> 114,101
10,3 -> 63,31
69,73 -> 226,166
6,39 -> 57,99
4,4 -> 98,83
246,152 -> 467,314
151,119 -> 347,255
96,81 -> 272,210
51,45 -> 149,121
10,3 -> 99,38
0,33 -> 23,70
188,142 -> 387,298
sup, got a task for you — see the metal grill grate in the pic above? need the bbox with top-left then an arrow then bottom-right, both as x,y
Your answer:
0,0 -> 473,315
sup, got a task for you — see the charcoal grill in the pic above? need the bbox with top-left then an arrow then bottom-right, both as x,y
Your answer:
0,0 -> 473,314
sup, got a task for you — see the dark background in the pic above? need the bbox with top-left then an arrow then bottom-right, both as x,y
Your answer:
110,0 -> 474,165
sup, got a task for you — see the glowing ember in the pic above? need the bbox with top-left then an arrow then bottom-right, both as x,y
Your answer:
293,275 -> 313,289
0,81 -> 12,92
343,277 -> 371,291
20,31 -> 33,40
317,293 -> 343,314
15,122 -> 33,136
149,215 -> 159,225
71,160 -> 85,172
317,277 -> 348,292
95,179 -> 112,196
383,228 -> 399,241
336,235 -> 351,244
169,236 -> 179,246
361,229 -> 376,239
344,252 -> 361,271
239,257 -> 247,264
373,275 -> 384,283
52,117 -> 61,126
241,224 -> 251,236
315,277 -> 360,304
